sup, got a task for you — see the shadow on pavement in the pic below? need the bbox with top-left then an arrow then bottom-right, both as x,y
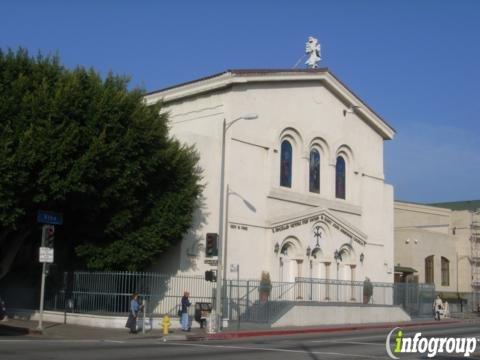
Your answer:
0,324 -> 29,336
300,343 -> 319,360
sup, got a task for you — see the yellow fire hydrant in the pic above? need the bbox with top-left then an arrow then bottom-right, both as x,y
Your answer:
162,315 -> 171,336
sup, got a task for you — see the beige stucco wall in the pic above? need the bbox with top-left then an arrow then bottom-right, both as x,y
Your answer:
394,202 -> 457,293
145,71 -> 395,284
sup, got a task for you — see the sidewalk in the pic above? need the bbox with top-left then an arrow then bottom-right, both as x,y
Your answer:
0,317 -> 470,341
0,318 -> 201,340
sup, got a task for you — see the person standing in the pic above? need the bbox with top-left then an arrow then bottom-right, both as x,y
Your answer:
181,291 -> 191,331
434,295 -> 443,320
125,292 -> 142,333
363,277 -> 373,304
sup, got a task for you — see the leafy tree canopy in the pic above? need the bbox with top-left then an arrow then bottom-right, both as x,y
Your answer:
0,48 -> 202,276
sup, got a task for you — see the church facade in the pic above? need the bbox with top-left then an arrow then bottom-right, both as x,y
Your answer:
145,69 -> 395,285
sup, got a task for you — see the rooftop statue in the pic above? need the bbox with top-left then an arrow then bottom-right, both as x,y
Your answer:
305,36 -> 321,69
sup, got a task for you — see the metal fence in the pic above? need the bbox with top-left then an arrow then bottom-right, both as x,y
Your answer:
393,282 -> 435,317
222,277 -> 394,325
45,271 -> 215,317
44,271 -> 432,324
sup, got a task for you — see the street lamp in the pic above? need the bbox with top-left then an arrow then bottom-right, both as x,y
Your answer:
215,113 -> 258,331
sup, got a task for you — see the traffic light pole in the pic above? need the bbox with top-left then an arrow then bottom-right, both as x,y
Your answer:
37,225 -> 47,331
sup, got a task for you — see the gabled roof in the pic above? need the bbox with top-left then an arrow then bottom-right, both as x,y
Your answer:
144,69 -> 396,140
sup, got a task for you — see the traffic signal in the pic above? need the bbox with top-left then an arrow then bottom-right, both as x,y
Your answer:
205,270 -> 216,282
43,225 -> 55,248
205,233 -> 218,257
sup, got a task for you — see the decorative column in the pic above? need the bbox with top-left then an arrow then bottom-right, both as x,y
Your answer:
324,262 -> 331,300
296,260 -> 303,299
350,265 -> 356,301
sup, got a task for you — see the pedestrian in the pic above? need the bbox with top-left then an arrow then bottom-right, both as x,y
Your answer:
363,277 -> 373,304
433,295 -> 443,320
125,292 -> 142,333
181,291 -> 191,331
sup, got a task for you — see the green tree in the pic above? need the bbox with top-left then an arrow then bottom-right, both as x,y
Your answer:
0,48 -> 202,277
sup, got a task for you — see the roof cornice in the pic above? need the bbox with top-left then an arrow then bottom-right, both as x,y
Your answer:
394,201 -> 452,216
144,69 -> 395,140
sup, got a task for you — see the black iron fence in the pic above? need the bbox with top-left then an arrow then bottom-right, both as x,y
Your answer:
44,271 -> 434,323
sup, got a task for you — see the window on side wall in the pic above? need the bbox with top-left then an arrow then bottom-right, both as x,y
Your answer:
441,257 -> 450,286
425,255 -> 434,284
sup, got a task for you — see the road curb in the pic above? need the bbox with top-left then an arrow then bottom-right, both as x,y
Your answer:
203,320 -> 462,340
0,323 -> 43,336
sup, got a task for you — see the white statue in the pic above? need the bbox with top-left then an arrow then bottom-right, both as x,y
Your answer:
305,36 -> 321,68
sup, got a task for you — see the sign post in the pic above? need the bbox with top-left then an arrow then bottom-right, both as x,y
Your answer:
37,211 -> 62,331
230,264 -> 240,330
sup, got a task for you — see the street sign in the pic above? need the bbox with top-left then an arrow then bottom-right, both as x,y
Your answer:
37,210 -> 63,225
230,264 -> 239,272
204,259 -> 218,266
39,247 -> 54,263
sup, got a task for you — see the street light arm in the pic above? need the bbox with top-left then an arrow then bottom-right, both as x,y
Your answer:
225,114 -> 258,131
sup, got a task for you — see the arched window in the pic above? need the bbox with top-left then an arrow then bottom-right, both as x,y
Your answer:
441,257 -> 450,286
309,149 -> 320,193
425,255 -> 434,284
280,140 -> 292,188
335,156 -> 346,199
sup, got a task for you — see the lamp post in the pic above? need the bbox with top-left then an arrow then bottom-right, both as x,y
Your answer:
215,113 -> 258,331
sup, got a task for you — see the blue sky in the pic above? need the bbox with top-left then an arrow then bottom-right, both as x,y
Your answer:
1,0 -> 479,203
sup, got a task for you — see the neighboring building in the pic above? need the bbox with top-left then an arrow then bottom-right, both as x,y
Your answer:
394,200 -> 480,311
431,200 -> 480,310
145,69 -> 396,288
394,201 -> 457,291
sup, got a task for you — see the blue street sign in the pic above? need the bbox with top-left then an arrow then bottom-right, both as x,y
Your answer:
37,210 -> 63,225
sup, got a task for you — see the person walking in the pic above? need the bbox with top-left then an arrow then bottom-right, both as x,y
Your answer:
181,291 -> 191,331
125,292 -> 142,333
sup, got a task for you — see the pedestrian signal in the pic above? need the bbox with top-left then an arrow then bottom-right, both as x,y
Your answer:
205,233 -> 218,257
205,270 -> 216,282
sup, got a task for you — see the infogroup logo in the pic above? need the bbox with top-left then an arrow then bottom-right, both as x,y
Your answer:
385,327 -> 478,359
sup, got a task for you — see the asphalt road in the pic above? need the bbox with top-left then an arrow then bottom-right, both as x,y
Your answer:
1,322 -> 479,359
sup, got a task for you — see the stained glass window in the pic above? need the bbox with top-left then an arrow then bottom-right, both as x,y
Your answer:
335,156 -> 346,199
280,140 -> 292,188
309,149 -> 320,193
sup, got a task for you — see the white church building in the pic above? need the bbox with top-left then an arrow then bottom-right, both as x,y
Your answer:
145,67 -> 396,286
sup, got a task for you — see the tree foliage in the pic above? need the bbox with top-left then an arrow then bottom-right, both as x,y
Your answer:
0,48 -> 202,275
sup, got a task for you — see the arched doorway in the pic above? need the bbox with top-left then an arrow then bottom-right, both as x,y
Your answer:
335,243 -> 356,301
279,238 -> 302,300
280,242 -> 296,283
309,246 -> 326,301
